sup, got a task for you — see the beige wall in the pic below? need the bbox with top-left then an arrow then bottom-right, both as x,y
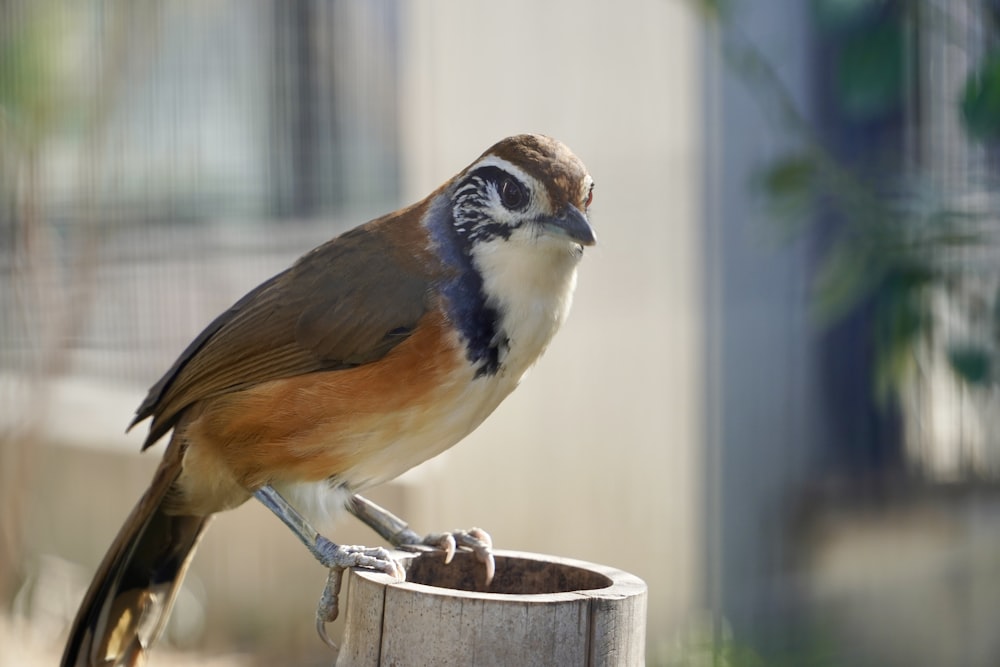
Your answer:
396,1 -> 704,655
7,3 -> 705,662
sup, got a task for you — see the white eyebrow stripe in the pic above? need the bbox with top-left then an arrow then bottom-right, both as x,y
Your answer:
467,155 -> 531,186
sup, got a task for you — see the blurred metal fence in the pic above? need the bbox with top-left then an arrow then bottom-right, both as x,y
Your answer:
900,0 -> 1000,480
0,0 -> 401,387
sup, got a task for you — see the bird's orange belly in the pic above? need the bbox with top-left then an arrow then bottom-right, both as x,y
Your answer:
180,309 -> 512,499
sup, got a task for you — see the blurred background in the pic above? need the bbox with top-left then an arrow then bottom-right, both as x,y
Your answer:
2,0 -> 1000,665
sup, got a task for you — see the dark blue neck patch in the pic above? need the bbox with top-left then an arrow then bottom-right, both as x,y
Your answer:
425,194 -> 506,378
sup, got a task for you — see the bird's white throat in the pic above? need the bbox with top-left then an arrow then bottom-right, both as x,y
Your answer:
471,230 -> 582,380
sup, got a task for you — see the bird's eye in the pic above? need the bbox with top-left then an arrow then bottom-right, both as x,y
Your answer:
499,177 -> 527,210
584,186 -> 594,209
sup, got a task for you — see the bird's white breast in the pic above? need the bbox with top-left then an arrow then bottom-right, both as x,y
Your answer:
277,236 -> 583,529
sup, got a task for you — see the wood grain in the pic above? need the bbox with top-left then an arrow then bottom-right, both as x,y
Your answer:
335,550 -> 647,667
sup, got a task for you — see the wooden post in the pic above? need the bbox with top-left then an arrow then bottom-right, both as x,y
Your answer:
336,549 -> 647,666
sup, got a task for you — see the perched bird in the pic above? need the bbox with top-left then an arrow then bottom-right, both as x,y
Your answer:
62,134 -> 596,666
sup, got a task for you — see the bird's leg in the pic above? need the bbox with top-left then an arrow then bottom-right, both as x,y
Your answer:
255,485 -> 406,577
348,494 -> 495,584
253,485 -> 404,649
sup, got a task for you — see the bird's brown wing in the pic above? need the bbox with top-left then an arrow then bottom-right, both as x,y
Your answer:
133,222 -> 436,449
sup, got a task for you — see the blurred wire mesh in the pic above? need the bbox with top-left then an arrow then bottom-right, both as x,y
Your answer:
1,2 -> 404,663
1,1 -> 401,385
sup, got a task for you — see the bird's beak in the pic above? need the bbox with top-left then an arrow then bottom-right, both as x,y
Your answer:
539,205 -> 596,246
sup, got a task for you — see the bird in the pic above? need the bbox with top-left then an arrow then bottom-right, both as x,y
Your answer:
61,133 -> 596,667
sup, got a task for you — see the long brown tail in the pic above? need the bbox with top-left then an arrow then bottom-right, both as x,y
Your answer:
62,439 -> 211,667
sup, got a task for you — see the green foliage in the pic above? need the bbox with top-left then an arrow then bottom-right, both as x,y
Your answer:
947,345 -> 993,385
836,23 -> 904,121
961,50 -> 1000,140
813,0 -> 904,121
812,0 -> 881,31
726,2 -> 1000,399
872,266 -> 934,399
0,3 -> 66,141
811,235 -> 883,325
755,153 -> 818,230
688,0 -> 733,21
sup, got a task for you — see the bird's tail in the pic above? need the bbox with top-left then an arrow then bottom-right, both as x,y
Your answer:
62,439 -> 210,667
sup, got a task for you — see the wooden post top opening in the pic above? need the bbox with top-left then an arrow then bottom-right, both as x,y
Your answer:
336,549 -> 647,666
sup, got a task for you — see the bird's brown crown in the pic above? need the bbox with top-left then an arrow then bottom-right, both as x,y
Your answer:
478,134 -> 593,213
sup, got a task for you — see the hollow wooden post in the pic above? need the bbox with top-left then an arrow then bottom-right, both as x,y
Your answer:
336,549 -> 647,666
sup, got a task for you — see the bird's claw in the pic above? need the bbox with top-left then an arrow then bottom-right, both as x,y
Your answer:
418,532 -> 458,562
314,541 -> 406,650
409,527 -> 495,585
316,567 -> 344,650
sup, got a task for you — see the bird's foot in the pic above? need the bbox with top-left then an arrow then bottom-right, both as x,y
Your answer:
314,538 -> 405,650
314,536 -> 406,577
345,495 -> 495,584
404,527 -> 495,585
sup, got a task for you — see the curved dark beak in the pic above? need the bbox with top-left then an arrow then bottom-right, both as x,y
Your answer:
539,205 -> 596,246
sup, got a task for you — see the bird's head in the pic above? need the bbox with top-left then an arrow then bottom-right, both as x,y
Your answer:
420,135 -> 594,377
444,134 -> 596,256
